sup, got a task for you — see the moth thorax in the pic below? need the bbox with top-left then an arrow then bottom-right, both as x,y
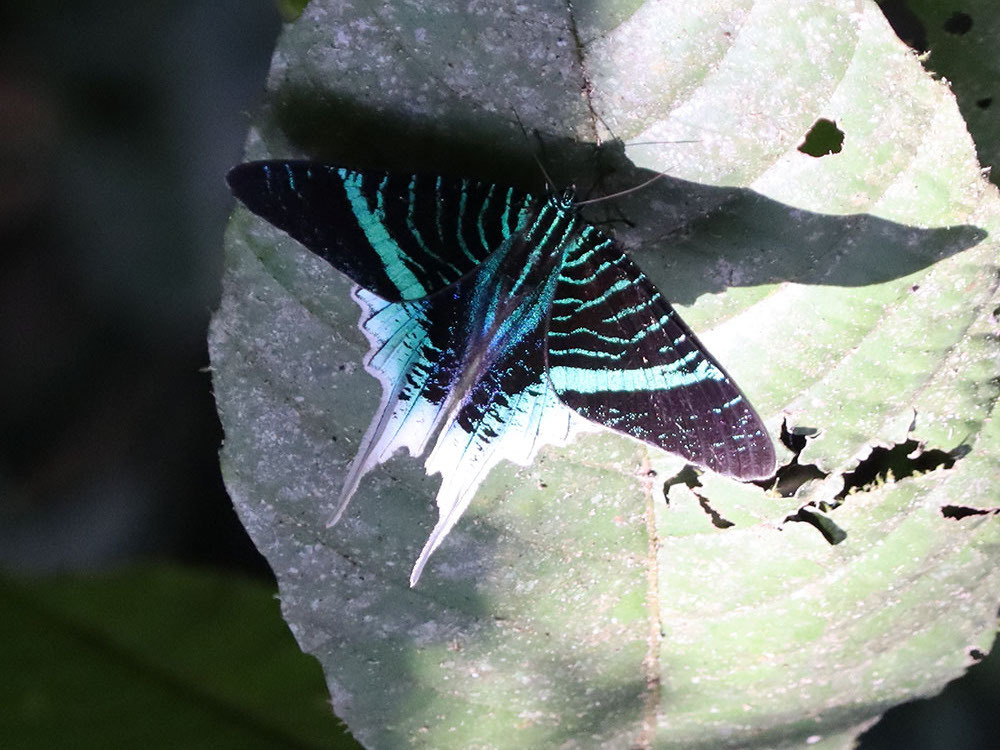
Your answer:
553,189 -> 576,209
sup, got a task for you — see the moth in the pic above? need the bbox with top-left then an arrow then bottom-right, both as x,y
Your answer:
227,161 -> 775,584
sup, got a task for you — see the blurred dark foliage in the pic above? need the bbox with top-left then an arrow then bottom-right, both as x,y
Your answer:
878,0 -> 1000,184
0,2 -> 995,748
0,0 -> 280,576
860,642 -> 1000,750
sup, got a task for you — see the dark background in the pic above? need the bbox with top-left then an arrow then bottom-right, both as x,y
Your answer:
1,1 -> 996,748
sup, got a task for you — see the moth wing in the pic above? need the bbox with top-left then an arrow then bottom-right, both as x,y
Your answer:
340,271 -> 581,586
227,161 -> 534,301
411,319 -> 582,585
546,231 -> 775,480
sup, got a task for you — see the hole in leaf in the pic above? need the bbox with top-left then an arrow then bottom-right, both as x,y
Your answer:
696,495 -> 734,529
969,648 -> 987,662
779,420 -> 811,453
943,11 -> 973,35
976,97 -> 993,110
756,420 -> 827,497
663,465 -> 701,499
772,462 -> 827,498
798,118 -> 844,157
785,505 -> 848,544
662,467 -> 734,528
781,433 -> 966,544
834,439 -> 962,500
941,505 -> 1000,520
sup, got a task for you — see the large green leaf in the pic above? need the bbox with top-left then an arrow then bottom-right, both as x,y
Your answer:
209,1 -> 1000,747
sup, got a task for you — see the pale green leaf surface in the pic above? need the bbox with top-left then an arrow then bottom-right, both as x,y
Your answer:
210,1 -> 1000,748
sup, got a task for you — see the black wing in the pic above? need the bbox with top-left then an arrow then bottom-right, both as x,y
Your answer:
227,161 -> 535,301
545,224 -> 775,480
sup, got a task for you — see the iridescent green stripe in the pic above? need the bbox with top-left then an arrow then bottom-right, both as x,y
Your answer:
455,183 -> 477,262
476,183 -> 497,251
408,178 -> 462,276
514,208 -> 578,293
548,312 -> 675,345
711,395 -> 745,414
557,255 -> 624,284
342,172 -> 426,297
547,356 -> 724,394
602,291 -> 661,323
560,238 -> 615,268
550,278 -> 634,320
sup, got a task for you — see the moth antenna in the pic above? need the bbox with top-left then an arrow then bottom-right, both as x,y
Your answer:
572,168 -> 670,206
531,150 -> 558,196
574,138 -> 703,206
510,107 -> 559,195
624,139 -> 702,147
